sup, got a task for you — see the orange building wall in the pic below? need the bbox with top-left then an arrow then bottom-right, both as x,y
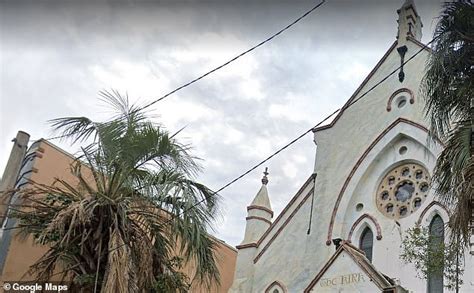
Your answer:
0,139 -> 236,292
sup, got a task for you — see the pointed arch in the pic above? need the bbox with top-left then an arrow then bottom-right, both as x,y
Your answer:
416,201 -> 450,226
265,280 -> 287,293
427,215 -> 445,292
359,227 -> 374,261
326,118 -> 443,245
347,213 -> 383,241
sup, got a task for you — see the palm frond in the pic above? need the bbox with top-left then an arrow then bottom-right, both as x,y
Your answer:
14,89 -> 221,291
422,0 -> 474,248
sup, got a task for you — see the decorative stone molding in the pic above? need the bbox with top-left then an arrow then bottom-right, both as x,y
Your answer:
235,243 -> 257,250
376,163 -> 430,219
253,188 -> 314,264
347,213 -> 383,241
247,205 -> 274,217
386,88 -> 415,112
264,281 -> 287,293
246,216 -> 272,225
326,118 -> 442,245
415,201 -> 450,226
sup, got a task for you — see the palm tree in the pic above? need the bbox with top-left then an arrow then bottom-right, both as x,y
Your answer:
422,1 -> 473,246
13,90 -> 221,292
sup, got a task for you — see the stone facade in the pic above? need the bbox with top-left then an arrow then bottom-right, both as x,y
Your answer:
230,1 -> 474,292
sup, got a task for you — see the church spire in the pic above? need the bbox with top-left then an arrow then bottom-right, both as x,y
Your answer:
397,0 -> 423,43
239,168 -> 273,246
249,167 -> 272,210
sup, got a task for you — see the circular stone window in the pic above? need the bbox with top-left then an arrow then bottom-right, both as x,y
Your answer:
399,146 -> 408,155
397,96 -> 407,108
376,163 -> 431,219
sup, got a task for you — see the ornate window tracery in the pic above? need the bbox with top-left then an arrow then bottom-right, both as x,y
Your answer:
376,163 -> 430,219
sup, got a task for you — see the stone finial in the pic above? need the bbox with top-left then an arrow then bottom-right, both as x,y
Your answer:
261,167 -> 269,185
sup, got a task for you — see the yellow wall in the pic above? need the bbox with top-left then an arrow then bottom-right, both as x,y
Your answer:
0,140 -> 236,292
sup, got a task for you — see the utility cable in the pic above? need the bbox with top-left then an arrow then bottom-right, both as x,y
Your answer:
38,0 -> 327,142
159,38 -> 437,230
107,37 -> 437,253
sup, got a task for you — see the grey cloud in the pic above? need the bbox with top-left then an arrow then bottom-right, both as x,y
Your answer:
1,0 -> 443,245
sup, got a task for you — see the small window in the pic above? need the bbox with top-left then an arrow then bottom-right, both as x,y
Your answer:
428,215 -> 444,292
397,96 -> 407,108
413,198 -> 422,208
395,181 -> 415,202
401,168 -> 410,176
359,227 -> 374,262
399,206 -> 408,216
420,183 -> 429,192
388,176 -> 395,185
415,170 -> 423,179
399,146 -> 408,155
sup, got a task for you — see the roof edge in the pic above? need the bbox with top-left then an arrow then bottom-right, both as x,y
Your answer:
312,40 -> 398,133
313,37 -> 432,134
256,173 -> 316,246
304,241 -> 392,292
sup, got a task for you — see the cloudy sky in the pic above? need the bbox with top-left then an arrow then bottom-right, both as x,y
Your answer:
0,0 -> 443,246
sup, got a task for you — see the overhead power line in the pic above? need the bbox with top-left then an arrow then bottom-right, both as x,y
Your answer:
105,37 -> 437,253
163,37 -> 437,227
139,0 -> 327,111
38,0 -> 326,142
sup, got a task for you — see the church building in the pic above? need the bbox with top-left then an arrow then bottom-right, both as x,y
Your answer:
230,1 -> 474,292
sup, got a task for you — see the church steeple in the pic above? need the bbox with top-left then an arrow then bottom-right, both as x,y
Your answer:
397,0 -> 423,43
249,168 -> 271,210
239,168 -> 273,246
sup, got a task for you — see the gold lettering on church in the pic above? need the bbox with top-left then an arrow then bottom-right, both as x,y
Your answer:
319,273 -> 366,287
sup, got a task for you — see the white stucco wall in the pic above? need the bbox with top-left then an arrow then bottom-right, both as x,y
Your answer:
230,37 -> 474,293
308,251 -> 381,293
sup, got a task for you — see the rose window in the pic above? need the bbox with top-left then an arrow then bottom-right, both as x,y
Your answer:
376,163 -> 431,219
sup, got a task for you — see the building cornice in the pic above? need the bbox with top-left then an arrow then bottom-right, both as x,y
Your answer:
235,243 -> 257,250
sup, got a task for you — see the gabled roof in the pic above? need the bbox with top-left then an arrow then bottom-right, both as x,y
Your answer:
312,37 -> 432,134
304,241 -> 398,292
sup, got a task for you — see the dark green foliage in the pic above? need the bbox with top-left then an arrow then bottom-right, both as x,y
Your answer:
12,91 -> 221,292
152,257 -> 190,293
422,0 -> 474,246
400,227 -> 464,291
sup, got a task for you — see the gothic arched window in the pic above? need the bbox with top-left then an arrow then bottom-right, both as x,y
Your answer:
428,215 -> 444,293
359,227 -> 373,262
